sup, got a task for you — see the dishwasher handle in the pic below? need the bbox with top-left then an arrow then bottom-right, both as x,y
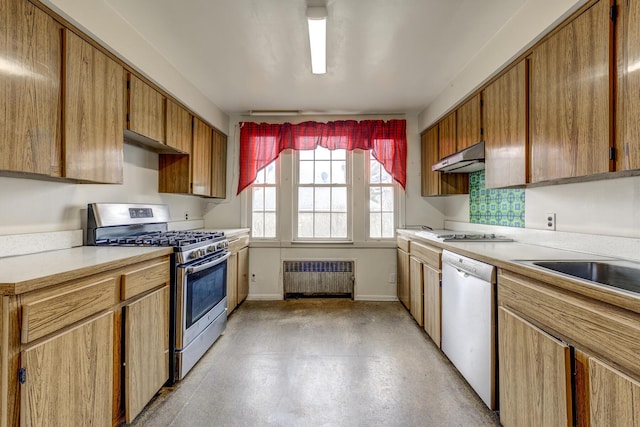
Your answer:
442,250 -> 496,283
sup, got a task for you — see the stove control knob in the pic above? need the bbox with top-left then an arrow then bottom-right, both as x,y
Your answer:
208,245 -> 216,253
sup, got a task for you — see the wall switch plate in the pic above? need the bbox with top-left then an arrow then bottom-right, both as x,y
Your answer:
545,213 -> 556,230
251,273 -> 256,282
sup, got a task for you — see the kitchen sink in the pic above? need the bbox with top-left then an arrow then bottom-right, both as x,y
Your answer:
517,260 -> 640,295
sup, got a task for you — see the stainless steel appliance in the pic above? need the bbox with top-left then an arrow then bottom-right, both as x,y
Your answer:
441,250 -> 496,409
416,229 -> 513,242
432,140 -> 485,173
86,203 -> 229,382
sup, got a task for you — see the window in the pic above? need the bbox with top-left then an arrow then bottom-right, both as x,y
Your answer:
251,161 -> 277,239
296,146 -> 350,239
368,153 -> 395,239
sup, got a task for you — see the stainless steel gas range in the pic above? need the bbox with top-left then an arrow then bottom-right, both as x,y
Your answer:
86,203 -> 229,382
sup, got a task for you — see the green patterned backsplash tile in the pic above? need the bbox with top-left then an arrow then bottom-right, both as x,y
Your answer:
469,170 -> 525,228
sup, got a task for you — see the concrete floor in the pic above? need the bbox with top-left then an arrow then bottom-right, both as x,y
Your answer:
132,299 -> 500,426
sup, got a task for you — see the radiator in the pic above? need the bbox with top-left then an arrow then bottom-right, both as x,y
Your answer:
283,260 -> 354,298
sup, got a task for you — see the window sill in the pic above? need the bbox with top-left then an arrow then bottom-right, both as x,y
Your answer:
249,240 -> 396,249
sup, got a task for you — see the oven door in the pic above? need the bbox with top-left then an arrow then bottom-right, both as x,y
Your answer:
176,251 -> 230,350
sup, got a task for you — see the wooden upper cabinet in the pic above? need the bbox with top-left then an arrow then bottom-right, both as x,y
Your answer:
211,129 -> 227,198
456,93 -> 482,151
421,127 -> 439,196
483,60 -> 528,188
616,0 -> 640,171
63,30 -> 124,183
0,1 -> 62,176
438,112 -> 457,159
165,99 -> 192,154
126,73 -> 165,144
530,0 -> 611,183
191,117 -> 212,196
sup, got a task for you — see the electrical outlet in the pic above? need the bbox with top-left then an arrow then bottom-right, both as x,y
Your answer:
251,273 -> 256,282
545,212 -> 556,230
184,211 -> 189,220
389,272 -> 397,284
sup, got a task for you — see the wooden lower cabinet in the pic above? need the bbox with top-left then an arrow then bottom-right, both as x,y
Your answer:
227,251 -> 238,313
588,356 -> 640,426
498,307 -> 572,427
423,264 -> 441,347
409,256 -> 424,326
124,286 -> 170,423
237,247 -> 249,303
396,248 -> 410,310
20,312 -> 114,427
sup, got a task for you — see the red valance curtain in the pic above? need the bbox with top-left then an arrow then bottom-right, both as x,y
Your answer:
237,119 -> 407,194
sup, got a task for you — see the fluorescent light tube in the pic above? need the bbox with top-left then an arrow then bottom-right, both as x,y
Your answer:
306,6 -> 327,74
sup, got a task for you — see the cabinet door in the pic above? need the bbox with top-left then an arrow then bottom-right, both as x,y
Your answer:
397,248 -> 410,310
237,247 -> 249,304
127,73 -> 165,143
0,1 -> 62,176
191,117 -> 212,196
124,286 -> 169,423
227,251 -> 238,313
211,129 -> 227,198
456,93 -> 482,151
483,60 -> 528,188
421,127 -> 440,196
423,264 -> 441,347
409,256 -> 424,326
438,112 -> 457,159
63,30 -> 124,183
616,0 -> 640,171
589,356 -> 640,426
530,0 -> 610,182
20,312 -> 113,427
165,99 -> 192,154
498,307 -> 572,427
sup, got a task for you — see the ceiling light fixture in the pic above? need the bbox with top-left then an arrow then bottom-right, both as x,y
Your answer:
306,6 -> 327,74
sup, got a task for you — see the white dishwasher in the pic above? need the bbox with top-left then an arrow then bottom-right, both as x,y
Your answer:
441,250 -> 496,409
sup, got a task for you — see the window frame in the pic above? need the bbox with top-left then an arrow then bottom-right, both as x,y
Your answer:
366,152 -> 398,241
249,159 -> 279,240
292,146 -> 353,242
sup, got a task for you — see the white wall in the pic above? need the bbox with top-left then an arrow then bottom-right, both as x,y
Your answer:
0,145 -> 205,236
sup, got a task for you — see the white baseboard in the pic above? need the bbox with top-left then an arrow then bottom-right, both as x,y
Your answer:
246,294 -> 283,301
354,295 -> 399,302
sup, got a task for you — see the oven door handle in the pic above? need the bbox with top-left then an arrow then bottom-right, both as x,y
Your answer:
186,251 -> 231,274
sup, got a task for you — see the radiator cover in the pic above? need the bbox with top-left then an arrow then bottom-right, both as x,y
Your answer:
283,260 -> 354,298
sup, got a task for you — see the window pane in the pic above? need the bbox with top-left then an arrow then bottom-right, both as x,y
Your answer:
332,187 -> 347,211
370,212 -> 381,238
315,213 -> 331,238
332,149 -> 346,160
254,168 -> 266,184
299,187 -> 314,211
264,213 -> 277,238
252,188 -> 264,211
332,161 -> 346,184
252,213 -> 264,238
265,162 -> 276,184
315,161 -> 331,183
370,160 -> 381,184
264,187 -> 276,211
381,187 -> 394,211
382,213 -> 394,237
298,213 -> 314,238
315,145 -> 330,160
299,149 -> 315,160
370,187 -> 381,212
380,166 -> 393,183
299,161 -> 314,184
315,187 -> 330,211
331,213 -> 347,238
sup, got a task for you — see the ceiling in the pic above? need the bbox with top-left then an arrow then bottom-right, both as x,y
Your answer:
103,0 -> 527,116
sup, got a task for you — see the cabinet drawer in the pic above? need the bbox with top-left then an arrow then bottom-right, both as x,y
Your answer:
228,235 -> 249,253
121,259 -> 170,300
397,236 -> 410,252
22,277 -> 118,343
410,241 -> 441,269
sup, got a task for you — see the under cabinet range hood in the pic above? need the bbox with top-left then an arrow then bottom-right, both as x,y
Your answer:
432,140 -> 485,173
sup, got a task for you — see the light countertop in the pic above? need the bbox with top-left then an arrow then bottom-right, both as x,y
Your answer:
0,246 -> 173,295
397,229 -> 640,313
